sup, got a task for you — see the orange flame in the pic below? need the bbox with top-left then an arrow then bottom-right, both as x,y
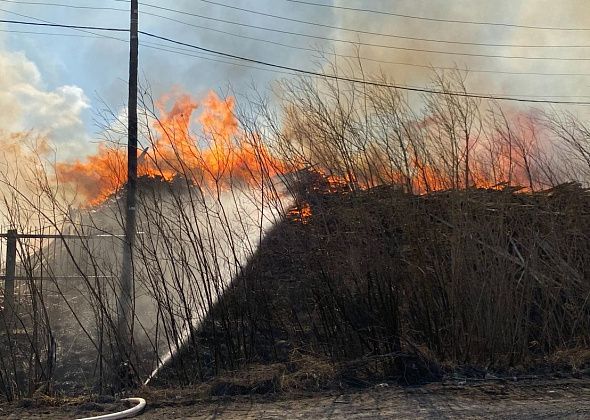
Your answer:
57,92 -> 550,212
56,91 -> 283,206
307,110 -> 550,196
288,202 -> 312,224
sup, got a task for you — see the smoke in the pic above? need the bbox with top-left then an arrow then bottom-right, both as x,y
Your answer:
0,48 -> 91,229
0,1 -> 589,172
0,49 -> 91,160
329,0 -> 590,103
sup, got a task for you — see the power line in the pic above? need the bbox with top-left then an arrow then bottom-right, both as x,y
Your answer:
139,31 -> 590,105
6,0 -> 577,52
0,8 -> 299,78
148,24 -> 590,78
1,9 -> 588,103
141,42 -> 299,78
6,1 -> 587,53
134,8 -> 590,62
140,41 -> 588,98
187,0 -> 590,49
9,0 -> 590,55
0,0 -> 127,12
0,26 -> 279,75
0,6 -> 132,50
0,18 -> 126,32
0,27 -> 120,38
147,45 -> 587,99
285,0 -> 590,32
15,1 -> 589,63
3,26 -> 588,92
137,35 -> 590,98
135,11 -> 590,77
147,43 -> 590,99
4,2 -> 590,75
0,9 -> 286,67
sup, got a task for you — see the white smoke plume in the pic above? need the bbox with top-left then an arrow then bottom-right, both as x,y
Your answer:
0,49 -> 91,160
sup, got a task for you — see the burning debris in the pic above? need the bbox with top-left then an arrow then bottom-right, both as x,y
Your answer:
56,92 -> 284,206
287,202 -> 312,224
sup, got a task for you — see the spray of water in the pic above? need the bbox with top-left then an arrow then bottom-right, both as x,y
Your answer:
140,178 -> 293,385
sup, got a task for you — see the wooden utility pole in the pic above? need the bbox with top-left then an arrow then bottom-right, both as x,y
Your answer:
118,0 -> 138,375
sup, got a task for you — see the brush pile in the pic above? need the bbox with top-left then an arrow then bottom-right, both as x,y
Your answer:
160,177 -> 590,389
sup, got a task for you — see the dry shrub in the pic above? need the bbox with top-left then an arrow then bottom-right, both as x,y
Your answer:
208,363 -> 286,396
548,348 -> 590,373
163,176 -> 590,387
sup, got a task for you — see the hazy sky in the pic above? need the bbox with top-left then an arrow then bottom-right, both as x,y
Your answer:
1,0 -> 589,160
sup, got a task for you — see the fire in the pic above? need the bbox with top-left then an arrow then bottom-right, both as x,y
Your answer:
56,91 -> 283,206
288,202 -> 312,224
56,144 -> 126,205
56,90 -> 550,211
313,110 -> 550,196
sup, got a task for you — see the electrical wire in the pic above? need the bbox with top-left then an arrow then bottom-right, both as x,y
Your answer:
140,41 -> 299,77
111,0 -> 590,42
1,8 -> 588,103
0,0 -> 127,12
4,1 -> 590,76
0,18 -> 126,32
0,27 -> 119,38
3,26 -> 588,95
139,31 -> 590,105
182,0 -> 590,49
285,0 -> 590,32
135,9 -> 590,62
0,25 -> 298,77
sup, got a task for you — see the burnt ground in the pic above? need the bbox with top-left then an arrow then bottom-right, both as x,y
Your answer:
2,378 -> 590,419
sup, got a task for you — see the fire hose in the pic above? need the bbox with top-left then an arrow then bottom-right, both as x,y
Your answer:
76,397 -> 146,420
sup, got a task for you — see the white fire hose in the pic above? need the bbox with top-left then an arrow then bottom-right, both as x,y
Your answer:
76,397 -> 146,420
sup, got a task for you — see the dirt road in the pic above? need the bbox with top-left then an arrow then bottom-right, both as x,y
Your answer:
140,379 -> 590,419
2,378 -> 589,419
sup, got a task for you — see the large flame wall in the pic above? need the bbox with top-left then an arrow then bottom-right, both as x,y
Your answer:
56,91 -> 283,206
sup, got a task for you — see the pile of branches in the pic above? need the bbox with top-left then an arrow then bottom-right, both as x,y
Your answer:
159,180 -> 590,388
